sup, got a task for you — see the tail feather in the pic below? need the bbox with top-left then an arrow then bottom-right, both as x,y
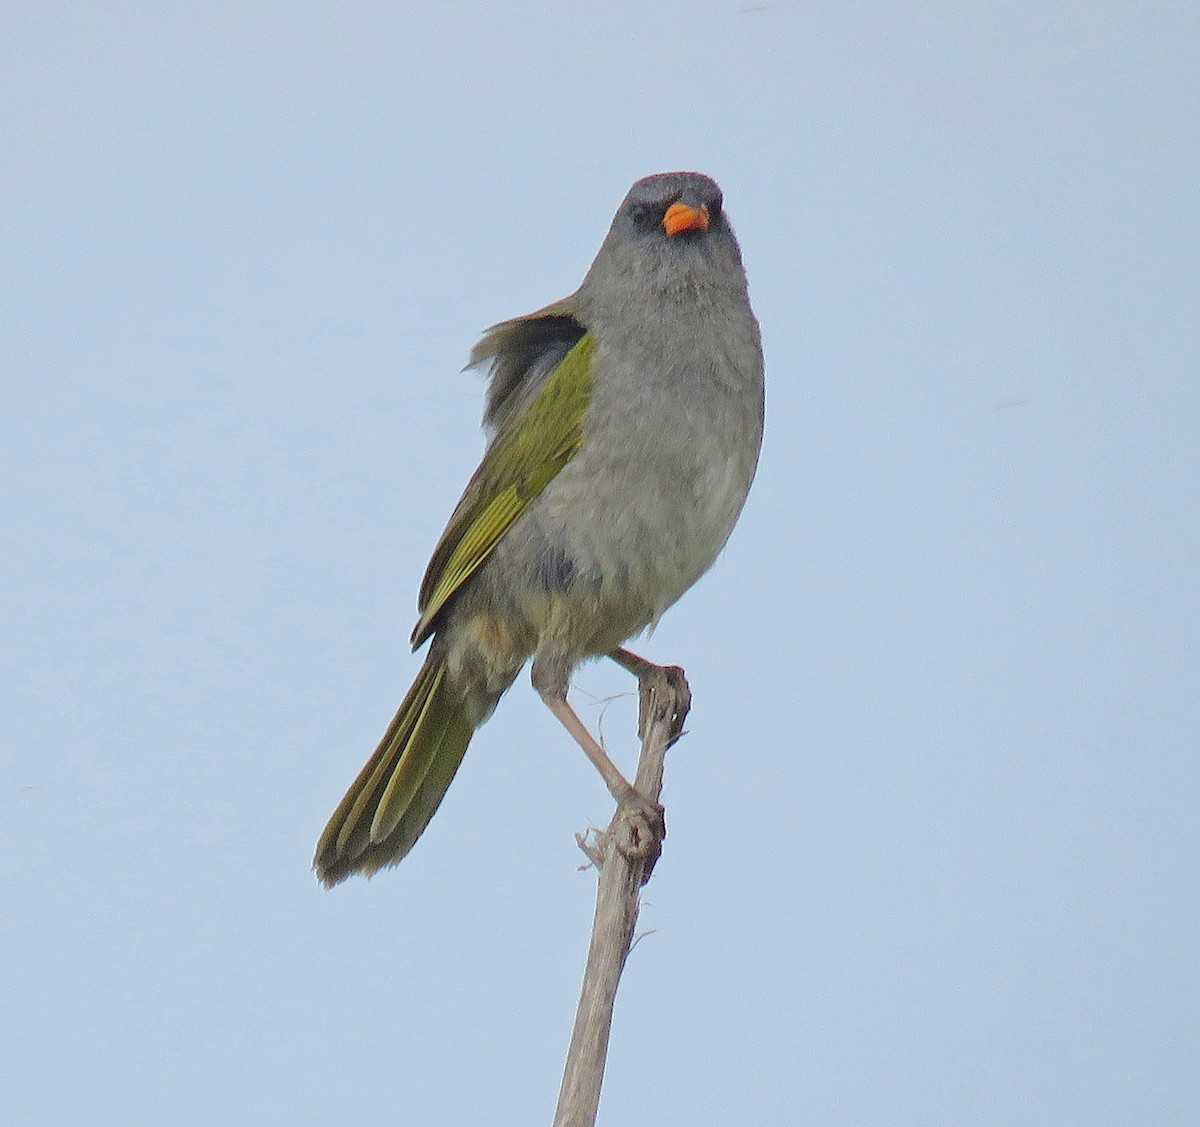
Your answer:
339,659 -> 445,852
314,654 -> 476,887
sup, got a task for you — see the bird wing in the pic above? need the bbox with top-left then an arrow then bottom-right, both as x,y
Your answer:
411,329 -> 596,646
470,302 -> 587,432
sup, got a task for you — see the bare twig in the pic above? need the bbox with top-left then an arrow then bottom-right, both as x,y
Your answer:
552,662 -> 691,1127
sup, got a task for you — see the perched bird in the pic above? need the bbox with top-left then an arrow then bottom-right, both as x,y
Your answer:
315,171 -> 764,886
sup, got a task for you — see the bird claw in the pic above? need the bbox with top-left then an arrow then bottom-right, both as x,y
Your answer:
613,789 -> 666,879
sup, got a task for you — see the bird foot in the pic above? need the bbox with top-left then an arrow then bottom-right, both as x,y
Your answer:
612,786 -> 666,877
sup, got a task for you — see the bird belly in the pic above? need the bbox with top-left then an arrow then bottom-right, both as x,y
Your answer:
497,425 -> 755,656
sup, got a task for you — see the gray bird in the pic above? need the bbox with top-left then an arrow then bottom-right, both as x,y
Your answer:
315,171 -> 764,886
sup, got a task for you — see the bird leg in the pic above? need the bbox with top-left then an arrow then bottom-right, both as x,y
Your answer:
540,693 -> 642,807
531,605 -> 667,856
608,645 -> 658,680
538,689 -> 666,861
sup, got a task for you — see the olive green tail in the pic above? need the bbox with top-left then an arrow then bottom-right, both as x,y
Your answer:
314,653 -> 476,887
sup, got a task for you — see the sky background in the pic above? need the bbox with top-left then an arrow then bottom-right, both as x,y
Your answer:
4,3 -> 1198,1124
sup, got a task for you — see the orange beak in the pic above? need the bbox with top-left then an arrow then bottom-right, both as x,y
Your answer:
662,201 -> 710,237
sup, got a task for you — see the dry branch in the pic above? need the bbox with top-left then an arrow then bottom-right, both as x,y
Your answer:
552,661 -> 691,1127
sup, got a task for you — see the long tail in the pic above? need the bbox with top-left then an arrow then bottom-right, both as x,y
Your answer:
314,652 -> 476,886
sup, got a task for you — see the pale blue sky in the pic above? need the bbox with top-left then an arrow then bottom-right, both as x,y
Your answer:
4,4 -> 1198,1125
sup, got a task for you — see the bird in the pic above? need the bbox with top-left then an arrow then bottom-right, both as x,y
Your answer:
314,171 -> 764,886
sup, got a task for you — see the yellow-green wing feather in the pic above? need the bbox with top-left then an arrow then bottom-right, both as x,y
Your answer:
411,332 -> 595,646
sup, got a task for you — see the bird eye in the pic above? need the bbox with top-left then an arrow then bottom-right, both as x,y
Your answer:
629,203 -> 657,227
